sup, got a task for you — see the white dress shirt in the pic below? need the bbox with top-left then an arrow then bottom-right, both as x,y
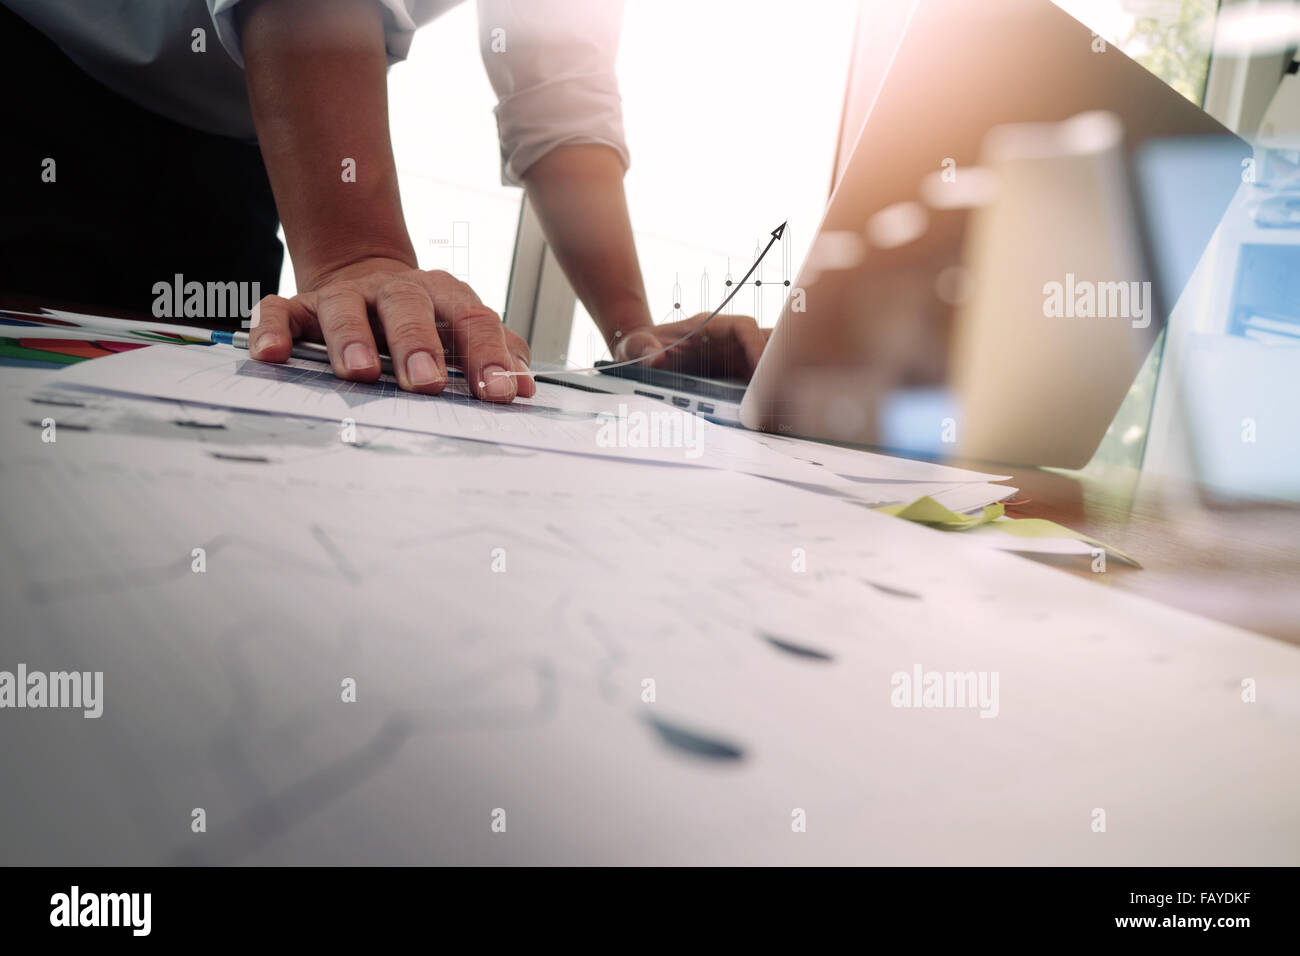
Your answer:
3,0 -> 629,184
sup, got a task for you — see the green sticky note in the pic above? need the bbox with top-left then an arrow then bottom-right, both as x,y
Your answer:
875,495 -> 1140,567
876,496 -> 1005,529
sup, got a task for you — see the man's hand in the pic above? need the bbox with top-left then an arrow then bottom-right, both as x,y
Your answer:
521,146 -> 774,382
612,314 -> 772,383
248,258 -> 535,401
240,2 -> 532,400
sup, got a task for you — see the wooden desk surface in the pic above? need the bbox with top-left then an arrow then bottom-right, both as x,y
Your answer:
980,461 -> 1300,646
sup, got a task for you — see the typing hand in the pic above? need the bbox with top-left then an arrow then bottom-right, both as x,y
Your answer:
612,314 -> 772,383
247,257 -> 536,401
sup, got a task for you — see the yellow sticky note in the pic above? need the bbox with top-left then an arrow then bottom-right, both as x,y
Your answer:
875,496 -> 1140,567
876,496 -> 1005,529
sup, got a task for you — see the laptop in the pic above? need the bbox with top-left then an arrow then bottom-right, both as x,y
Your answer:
538,361 -> 747,426
549,0 -> 1248,467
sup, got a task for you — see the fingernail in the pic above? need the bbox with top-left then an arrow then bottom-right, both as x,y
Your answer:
513,354 -> 530,374
406,351 -> 442,387
619,334 -> 656,361
343,342 -> 375,371
480,365 -> 515,400
256,332 -> 285,355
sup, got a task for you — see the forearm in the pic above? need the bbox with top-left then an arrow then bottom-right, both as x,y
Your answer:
239,0 -> 415,289
522,144 -> 653,348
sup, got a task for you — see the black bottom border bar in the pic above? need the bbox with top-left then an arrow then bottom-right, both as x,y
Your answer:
0,865 -> 1290,942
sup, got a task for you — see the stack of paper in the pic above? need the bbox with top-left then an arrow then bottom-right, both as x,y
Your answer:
52,344 -> 1017,511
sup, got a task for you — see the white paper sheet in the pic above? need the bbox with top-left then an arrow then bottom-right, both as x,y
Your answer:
51,344 -> 856,486
742,429 -> 1013,482
1,374 -> 1297,865
928,482 -> 1019,513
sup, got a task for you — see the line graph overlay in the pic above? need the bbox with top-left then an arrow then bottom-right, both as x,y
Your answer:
501,220 -> 787,378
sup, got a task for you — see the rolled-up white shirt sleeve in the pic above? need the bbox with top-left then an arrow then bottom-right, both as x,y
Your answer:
477,0 -> 630,186
206,0 -> 432,68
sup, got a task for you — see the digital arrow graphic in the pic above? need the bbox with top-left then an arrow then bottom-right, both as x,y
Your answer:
502,220 -> 788,377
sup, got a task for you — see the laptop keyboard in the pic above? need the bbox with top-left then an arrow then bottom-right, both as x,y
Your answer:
594,361 -> 747,404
